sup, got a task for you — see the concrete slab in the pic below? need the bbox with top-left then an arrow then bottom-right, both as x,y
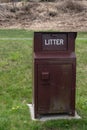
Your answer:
27,104 -> 81,121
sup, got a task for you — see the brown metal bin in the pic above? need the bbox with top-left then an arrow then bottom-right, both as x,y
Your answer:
33,32 -> 77,118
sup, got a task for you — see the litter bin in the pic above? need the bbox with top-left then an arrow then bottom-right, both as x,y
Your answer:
33,32 -> 77,118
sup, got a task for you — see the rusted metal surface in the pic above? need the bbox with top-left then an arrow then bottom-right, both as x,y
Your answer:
33,32 -> 77,118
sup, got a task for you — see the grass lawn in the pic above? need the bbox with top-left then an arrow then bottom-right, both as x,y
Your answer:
0,30 -> 87,130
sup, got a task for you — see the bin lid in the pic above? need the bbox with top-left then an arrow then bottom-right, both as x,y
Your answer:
34,32 -> 77,54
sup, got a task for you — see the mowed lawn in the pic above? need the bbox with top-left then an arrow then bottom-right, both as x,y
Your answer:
0,30 -> 87,130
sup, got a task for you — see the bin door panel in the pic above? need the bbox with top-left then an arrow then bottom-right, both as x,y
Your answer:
37,64 -> 72,114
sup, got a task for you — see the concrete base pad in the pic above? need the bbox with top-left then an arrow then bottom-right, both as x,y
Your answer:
27,104 -> 81,121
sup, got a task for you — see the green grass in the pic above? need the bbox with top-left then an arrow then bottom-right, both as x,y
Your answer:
0,29 -> 33,38
0,30 -> 87,130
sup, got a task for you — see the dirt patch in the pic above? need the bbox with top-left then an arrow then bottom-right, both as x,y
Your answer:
57,0 -> 85,13
0,1 -> 87,31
